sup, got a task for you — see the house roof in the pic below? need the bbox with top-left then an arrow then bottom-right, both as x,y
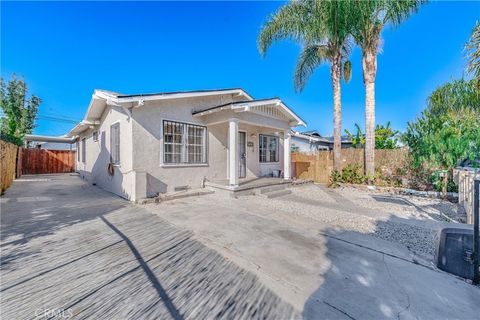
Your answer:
115,88 -> 252,99
301,130 -> 322,137
192,98 -> 306,127
67,88 -> 254,137
291,130 -> 351,144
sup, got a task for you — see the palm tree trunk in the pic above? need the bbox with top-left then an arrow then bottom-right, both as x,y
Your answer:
362,50 -> 377,178
331,56 -> 342,172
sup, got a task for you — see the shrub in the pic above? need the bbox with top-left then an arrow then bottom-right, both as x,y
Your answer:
329,170 -> 342,188
403,78 -> 480,193
341,164 -> 365,184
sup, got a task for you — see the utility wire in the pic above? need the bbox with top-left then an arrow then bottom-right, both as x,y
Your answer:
36,115 -> 79,124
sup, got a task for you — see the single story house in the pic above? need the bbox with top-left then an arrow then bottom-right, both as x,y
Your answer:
67,88 -> 306,201
291,130 -> 352,152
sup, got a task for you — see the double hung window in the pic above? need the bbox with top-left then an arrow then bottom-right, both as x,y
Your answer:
163,120 -> 206,164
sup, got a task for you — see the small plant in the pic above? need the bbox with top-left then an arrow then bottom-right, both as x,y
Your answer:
329,164 -> 410,188
429,170 -> 458,193
329,170 -> 342,188
341,164 -> 365,184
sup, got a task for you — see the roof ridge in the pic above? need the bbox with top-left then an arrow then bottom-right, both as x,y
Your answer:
116,87 -> 250,98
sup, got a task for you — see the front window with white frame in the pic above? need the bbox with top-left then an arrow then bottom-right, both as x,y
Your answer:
259,134 -> 278,163
163,120 -> 206,164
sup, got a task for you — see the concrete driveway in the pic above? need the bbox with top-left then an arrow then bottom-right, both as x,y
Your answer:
1,174 -> 296,319
145,188 -> 480,319
1,174 -> 479,319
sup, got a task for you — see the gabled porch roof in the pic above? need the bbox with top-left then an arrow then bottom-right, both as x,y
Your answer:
192,98 -> 306,127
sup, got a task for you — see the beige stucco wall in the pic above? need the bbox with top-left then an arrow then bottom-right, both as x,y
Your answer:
131,95 -> 289,196
76,93 -> 292,200
76,105 -> 135,200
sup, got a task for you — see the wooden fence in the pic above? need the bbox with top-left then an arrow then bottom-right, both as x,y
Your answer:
292,148 -> 409,184
22,148 -> 76,175
1,140 -> 19,192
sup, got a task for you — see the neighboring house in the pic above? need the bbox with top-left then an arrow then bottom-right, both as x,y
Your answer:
291,130 -> 352,152
67,88 -> 306,201
34,142 -> 76,150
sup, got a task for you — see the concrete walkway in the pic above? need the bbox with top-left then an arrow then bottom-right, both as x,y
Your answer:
1,174 -> 297,319
145,191 -> 480,319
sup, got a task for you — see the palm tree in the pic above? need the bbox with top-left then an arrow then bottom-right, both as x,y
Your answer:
465,21 -> 479,79
258,0 -> 353,171
349,0 -> 424,177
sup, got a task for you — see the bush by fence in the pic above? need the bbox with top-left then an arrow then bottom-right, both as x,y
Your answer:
1,140 -> 18,193
292,148 -> 409,184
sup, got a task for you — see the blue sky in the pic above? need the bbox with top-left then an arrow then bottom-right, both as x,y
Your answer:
1,1 -> 479,136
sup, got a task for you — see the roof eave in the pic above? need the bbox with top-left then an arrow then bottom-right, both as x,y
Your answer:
116,88 -> 253,103
193,98 -> 306,127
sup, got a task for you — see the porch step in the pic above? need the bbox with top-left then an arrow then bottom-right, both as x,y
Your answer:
158,188 -> 215,202
263,189 -> 292,199
291,179 -> 314,186
137,188 -> 215,204
259,184 -> 287,194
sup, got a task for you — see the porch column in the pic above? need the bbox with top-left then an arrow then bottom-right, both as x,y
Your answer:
228,118 -> 239,186
283,130 -> 291,180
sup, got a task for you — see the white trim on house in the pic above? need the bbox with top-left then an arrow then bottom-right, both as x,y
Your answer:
159,117 -> 209,167
115,89 -> 253,103
193,98 -> 306,127
68,88 -> 255,138
259,134 -> 280,164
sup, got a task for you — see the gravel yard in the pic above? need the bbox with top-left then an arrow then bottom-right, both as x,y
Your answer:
239,184 -> 465,259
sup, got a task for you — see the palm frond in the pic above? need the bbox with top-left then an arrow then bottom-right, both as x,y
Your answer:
294,45 -> 330,92
385,0 -> 426,27
258,1 -> 315,57
466,21 -> 480,79
350,0 -> 424,54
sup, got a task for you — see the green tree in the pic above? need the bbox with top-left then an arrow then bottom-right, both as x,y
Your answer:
345,123 -> 364,148
465,21 -> 479,79
375,121 -> 399,149
258,0 -> 353,171
403,78 -> 480,192
0,75 -> 41,145
345,121 -> 399,149
349,0 -> 424,176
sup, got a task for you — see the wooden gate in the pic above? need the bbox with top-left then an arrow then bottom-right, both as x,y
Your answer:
22,148 -> 76,174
